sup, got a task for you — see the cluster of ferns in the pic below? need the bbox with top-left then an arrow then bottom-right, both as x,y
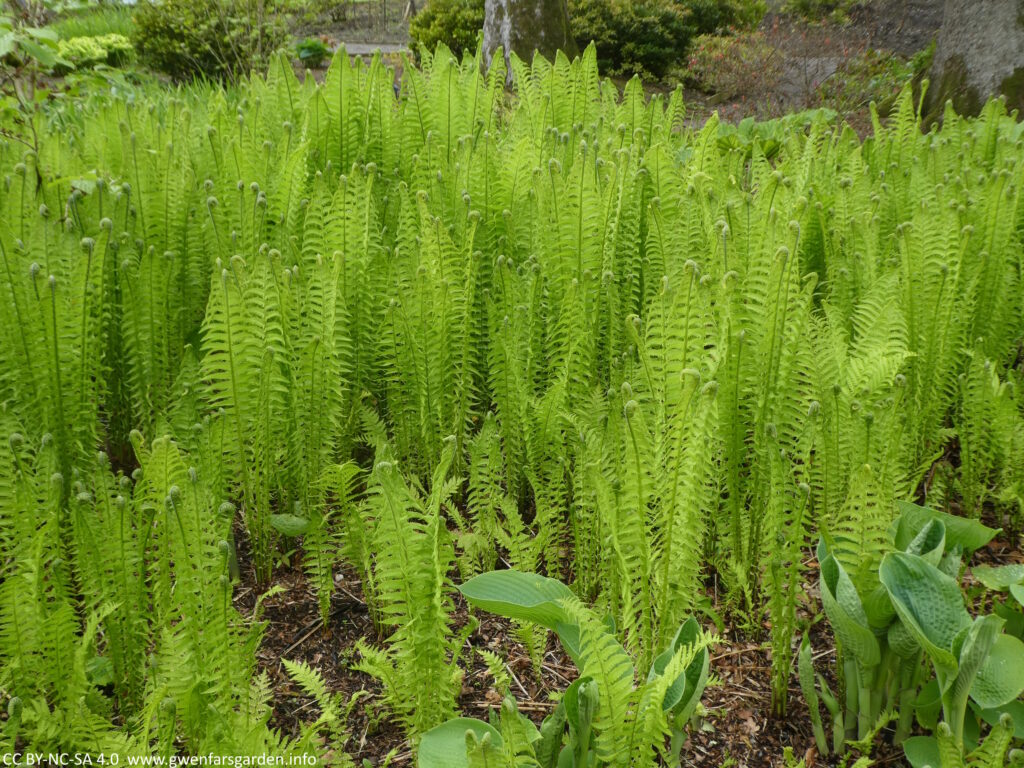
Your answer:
0,42 -> 1022,763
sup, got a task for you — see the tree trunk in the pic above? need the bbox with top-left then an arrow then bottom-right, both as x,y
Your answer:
927,0 -> 1024,117
482,0 -> 577,69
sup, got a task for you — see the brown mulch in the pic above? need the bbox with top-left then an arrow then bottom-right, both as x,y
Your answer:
231,512 -> 1022,767
230,557 -> 860,767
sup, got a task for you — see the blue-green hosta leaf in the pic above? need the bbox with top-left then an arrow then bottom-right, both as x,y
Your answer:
972,564 -> 1024,591
903,735 -> 940,768
1010,583 -> 1024,608
915,679 -> 942,730
863,582 -> 896,629
894,501 -> 999,553
994,600 -> 1024,638
86,655 -> 114,687
938,551 -> 962,579
970,633 -> 1024,708
880,552 -> 971,681
535,701 -> 567,768
949,615 -> 1002,714
963,715 -> 980,754
269,513 -> 310,537
563,676 -> 599,739
648,617 -> 709,718
888,618 -> 920,660
459,570 -> 581,662
818,540 -> 881,667
418,718 -> 503,768
906,519 -> 946,565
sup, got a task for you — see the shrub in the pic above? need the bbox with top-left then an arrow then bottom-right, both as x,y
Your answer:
295,36 -> 330,68
684,0 -> 765,34
132,0 -> 287,81
57,34 -> 134,71
568,0 -> 765,79
408,0 -> 484,60
569,0 -> 689,79
686,30 -> 782,100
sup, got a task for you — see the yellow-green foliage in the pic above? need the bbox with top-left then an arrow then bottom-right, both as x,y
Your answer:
0,43 -> 1022,757
57,33 -> 133,70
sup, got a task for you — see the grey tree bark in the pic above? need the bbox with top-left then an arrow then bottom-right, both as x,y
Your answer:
482,0 -> 577,68
927,0 -> 1024,117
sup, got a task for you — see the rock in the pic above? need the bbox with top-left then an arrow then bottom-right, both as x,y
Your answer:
482,0 -> 577,69
927,0 -> 1024,117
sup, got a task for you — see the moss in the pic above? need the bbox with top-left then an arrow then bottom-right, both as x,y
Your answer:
999,66 -> 1024,114
923,54 -> 982,124
516,0 -> 577,60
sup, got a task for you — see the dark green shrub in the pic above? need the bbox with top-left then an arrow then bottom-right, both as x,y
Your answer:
569,0 -> 689,79
132,0 -> 287,81
408,0 -> 484,60
684,0 -> 765,35
568,0 -> 764,79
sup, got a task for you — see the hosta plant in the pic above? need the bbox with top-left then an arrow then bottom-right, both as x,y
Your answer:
804,502 -> 1000,755
882,551 -> 1024,768
972,564 -> 1024,641
416,570 -> 713,768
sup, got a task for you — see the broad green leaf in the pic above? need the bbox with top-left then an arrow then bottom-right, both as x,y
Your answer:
963,711 -> 980,753
994,599 -> 1024,637
973,564 -> 1024,591
563,676 -> 598,752
19,37 -> 56,68
915,678 -> 942,730
1010,583 -> 1024,608
535,702 -> 567,768
906,518 -> 946,565
903,735 -> 940,768
948,615 -> 1002,723
25,26 -> 58,42
86,655 -> 114,687
971,633 -> 1024,708
818,540 -> 881,667
460,570 -> 581,661
418,718 -> 503,768
894,501 -> 998,553
269,514 -> 310,537
888,618 -> 920,659
880,552 -> 970,681
648,617 -> 708,717
863,582 -> 896,629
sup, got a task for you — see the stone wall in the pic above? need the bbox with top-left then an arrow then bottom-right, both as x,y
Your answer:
928,0 -> 1024,116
